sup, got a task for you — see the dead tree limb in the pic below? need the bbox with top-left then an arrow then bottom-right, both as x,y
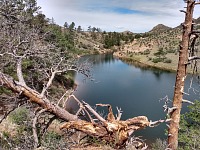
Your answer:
182,99 -> 194,104
0,71 -> 153,148
60,116 -> 149,148
83,101 -> 106,122
96,104 -> 115,121
0,71 -> 78,122
149,119 -> 172,127
32,109 -> 46,149
116,107 -> 123,121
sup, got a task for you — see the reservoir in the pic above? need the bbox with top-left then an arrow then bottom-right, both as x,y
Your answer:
72,54 -> 200,143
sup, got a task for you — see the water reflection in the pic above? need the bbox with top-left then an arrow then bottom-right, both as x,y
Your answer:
78,53 -> 115,65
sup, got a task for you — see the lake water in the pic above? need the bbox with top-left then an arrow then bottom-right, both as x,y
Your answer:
71,54 -> 200,143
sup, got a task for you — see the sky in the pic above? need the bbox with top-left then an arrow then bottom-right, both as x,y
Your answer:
37,0 -> 200,33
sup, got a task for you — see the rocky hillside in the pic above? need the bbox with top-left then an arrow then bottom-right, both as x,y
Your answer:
149,24 -> 172,33
72,30 -> 135,54
74,31 -> 106,53
114,17 -> 200,72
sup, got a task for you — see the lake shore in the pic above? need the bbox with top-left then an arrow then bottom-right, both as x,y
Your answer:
113,51 -> 195,74
113,52 -> 177,72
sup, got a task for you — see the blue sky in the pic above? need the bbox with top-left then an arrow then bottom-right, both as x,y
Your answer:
37,0 -> 200,33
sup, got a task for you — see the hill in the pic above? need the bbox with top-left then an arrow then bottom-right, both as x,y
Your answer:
149,24 -> 172,33
113,18 -> 200,72
72,29 -> 135,54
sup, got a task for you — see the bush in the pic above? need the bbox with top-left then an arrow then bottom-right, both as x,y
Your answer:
179,100 -> 200,150
151,139 -> 167,150
9,107 -> 29,125
166,49 -> 176,53
164,58 -> 172,63
0,131 -> 12,149
154,48 -> 166,56
41,131 -> 69,149
43,131 -> 61,143
152,57 -> 164,63
143,49 -> 150,55
2,107 -> 34,149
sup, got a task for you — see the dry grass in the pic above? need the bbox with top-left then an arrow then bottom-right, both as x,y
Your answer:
70,145 -> 115,150
0,118 -> 18,137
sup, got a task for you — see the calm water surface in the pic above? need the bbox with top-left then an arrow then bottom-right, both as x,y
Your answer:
71,54 -> 200,143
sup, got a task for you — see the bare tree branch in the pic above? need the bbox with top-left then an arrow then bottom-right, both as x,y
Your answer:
60,116 -> 150,148
149,119 -> 172,127
190,30 -> 200,34
0,72 -> 78,121
32,109 -> 46,148
65,95 -> 96,123
180,10 -> 187,13
16,58 -> 26,85
188,56 -> 200,61
96,104 -> 115,121
83,101 -> 106,122
182,99 -> 194,104
116,107 -> 123,121
40,70 -> 57,97
57,90 -> 70,107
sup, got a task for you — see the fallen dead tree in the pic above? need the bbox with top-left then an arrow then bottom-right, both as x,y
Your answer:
60,104 -> 149,148
0,71 -> 160,148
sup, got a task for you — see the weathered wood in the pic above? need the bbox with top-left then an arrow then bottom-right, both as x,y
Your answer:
0,71 -> 78,121
0,71 -> 150,148
168,0 -> 195,149
61,116 -> 149,148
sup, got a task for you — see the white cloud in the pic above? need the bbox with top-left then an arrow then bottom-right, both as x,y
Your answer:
37,0 -> 199,33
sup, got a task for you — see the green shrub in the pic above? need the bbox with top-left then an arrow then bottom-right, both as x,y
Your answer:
43,131 -> 61,143
41,131 -> 68,149
151,139 -> 167,150
166,49 -> 176,53
152,57 -> 164,63
2,107 -> 33,149
154,48 -> 166,56
93,50 -> 100,54
164,58 -> 172,63
143,49 -> 150,55
86,136 -> 110,147
0,87 -> 12,95
179,100 -> 200,150
0,131 -> 12,150
9,107 -> 29,125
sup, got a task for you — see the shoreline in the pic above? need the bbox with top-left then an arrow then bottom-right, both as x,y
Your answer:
113,52 -> 196,74
113,52 -> 177,73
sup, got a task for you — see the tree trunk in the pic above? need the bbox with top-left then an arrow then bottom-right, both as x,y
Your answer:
0,72 -> 78,121
167,1 -> 195,149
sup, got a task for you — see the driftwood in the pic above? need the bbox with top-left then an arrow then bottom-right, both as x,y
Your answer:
0,71 -> 150,148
